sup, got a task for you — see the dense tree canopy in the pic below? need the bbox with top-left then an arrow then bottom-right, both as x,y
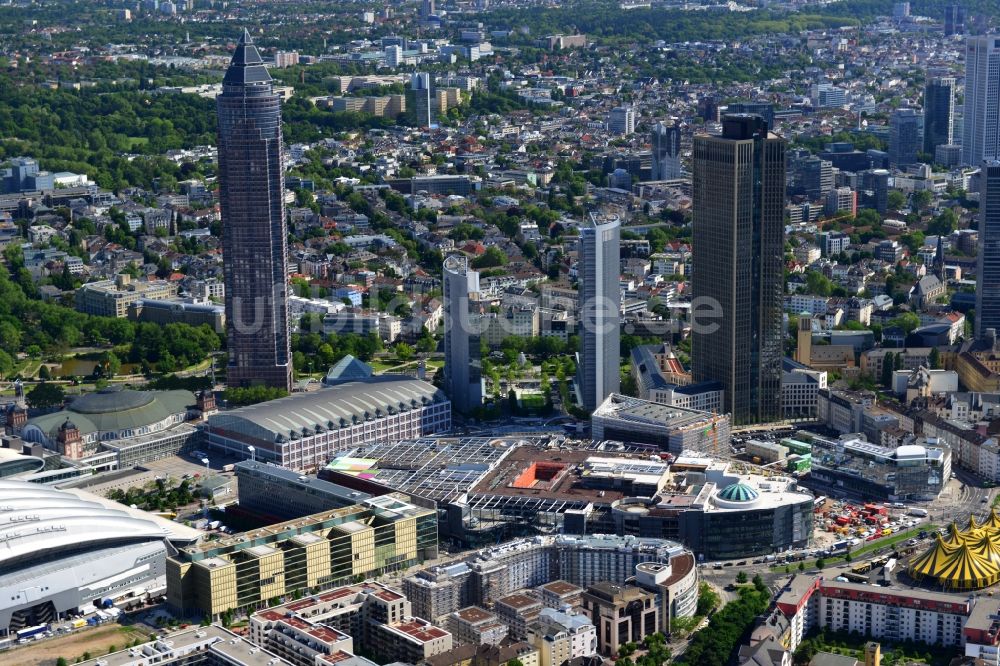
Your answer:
0,73 -> 216,189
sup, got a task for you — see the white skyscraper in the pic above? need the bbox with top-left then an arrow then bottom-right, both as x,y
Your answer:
963,35 -> 1000,166
443,255 -> 483,414
577,215 -> 621,412
384,45 -> 403,68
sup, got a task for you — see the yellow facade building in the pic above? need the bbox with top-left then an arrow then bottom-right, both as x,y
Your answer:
167,494 -> 437,618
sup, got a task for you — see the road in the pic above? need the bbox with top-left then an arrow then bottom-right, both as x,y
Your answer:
929,469 -> 995,525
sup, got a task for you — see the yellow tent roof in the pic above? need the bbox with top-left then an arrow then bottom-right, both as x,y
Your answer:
911,513 -> 1000,590
968,530 -> 1000,567
910,534 -> 958,580
943,522 -> 967,547
934,543 -> 1000,590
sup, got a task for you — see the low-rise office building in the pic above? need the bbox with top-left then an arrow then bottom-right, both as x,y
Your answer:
581,584 -> 658,657
817,388 -> 877,434
591,393 -> 731,455
75,274 -> 178,318
809,435 -> 951,500
168,494 -> 438,618
782,358 -> 827,421
234,461 -> 372,522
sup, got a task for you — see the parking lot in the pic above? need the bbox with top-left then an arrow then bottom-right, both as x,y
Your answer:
142,450 -> 243,481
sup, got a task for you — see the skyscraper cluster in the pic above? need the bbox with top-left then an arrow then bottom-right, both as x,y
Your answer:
691,114 -> 786,425
218,30 -> 292,391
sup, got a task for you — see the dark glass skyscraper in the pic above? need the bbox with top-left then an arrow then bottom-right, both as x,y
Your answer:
944,4 -> 965,36
651,122 -> 681,180
691,115 -> 785,425
977,161 -> 1000,338
218,30 -> 292,391
923,76 -> 955,155
888,108 -> 920,167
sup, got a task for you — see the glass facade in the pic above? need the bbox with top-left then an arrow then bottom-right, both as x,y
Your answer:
578,216 -> 621,412
978,162 -> 1000,337
218,30 -> 292,391
691,115 -> 785,424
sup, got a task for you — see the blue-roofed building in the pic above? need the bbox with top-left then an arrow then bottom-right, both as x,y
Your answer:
322,354 -> 374,386
629,345 -> 724,414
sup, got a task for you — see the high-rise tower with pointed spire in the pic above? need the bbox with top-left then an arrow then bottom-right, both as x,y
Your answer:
218,30 -> 292,391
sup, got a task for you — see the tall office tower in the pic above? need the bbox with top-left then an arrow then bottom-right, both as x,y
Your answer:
651,122 -> 682,180
698,96 -> 721,122
888,108 -> 920,167
408,72 -> 433,127
218,30 -> 292,391
977,161 -> 1000,338
443,255 -> 483,413
945,4 -> 966,35
963,36 -> 1000,166
420,0 -> 435,18
923,77 -> 956,155
691,115 -> 785,424
860,169 -> 890,214
607,106 -> 635,136
726,101 -> 775,130
577,215 -> 621,412
790,153 -> 833,199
